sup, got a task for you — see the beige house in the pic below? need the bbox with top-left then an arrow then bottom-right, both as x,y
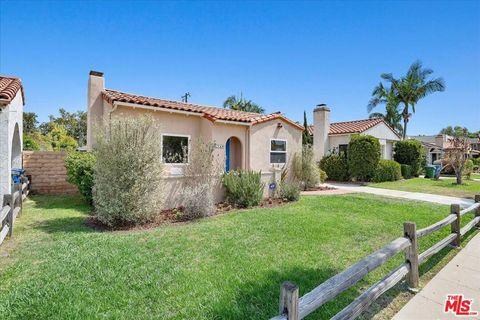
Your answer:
0,76 -> 24,202
309,105 -> 401,161
86,71 -> 303,207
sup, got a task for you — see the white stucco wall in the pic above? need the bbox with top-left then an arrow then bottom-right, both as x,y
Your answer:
0,91 -> 24,202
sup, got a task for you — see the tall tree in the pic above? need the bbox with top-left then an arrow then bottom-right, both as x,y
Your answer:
440,126 -> 480,139
380,60 -> 445,139
302,110 -> 312,145
23,112 -> 39,134
40,108 -> 87,146
223,94 -> 265,114
367,84 -> 403,135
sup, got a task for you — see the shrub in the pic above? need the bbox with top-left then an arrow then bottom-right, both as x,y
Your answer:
93,116 -> 165,227
279,181 -> 301,202
180,139 -> 220,219
373,160 -> 402,182
319,154 -> 349,181
400,164 -> 413,179
223,170 -> 264,208
181,184 -> 215,220
393,140 -> 424,176
464,159 -> 474,180
65,151 -> 96,203
348,135 -> 381,182
319,169 -> 328,183
293,145 -> 321,190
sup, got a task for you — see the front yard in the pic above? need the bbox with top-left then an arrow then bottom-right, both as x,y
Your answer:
0,194 -> 478,319
369,177 -> 480,199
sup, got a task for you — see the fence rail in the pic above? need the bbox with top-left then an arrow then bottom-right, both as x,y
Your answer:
272,194 -> 480,320
0,179 -> 29,247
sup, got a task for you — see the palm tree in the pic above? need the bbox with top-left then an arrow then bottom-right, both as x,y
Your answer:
223,94 -> 265,114
380,60 -> 445,139
367,83 -> 403,135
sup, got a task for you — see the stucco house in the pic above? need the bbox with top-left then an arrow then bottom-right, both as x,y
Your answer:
86,71 -> 303,207
308,105 -> 401,162
0,76 -> 24,202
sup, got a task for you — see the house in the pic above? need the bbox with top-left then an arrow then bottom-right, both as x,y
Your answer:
86,71 -> 303,207
0,76 -> 24,202
409,134 -> 480,164
308,105 -> 401,161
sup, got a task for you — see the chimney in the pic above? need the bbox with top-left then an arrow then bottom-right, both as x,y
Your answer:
313,104 -> 330,161
87,70 -> 105,150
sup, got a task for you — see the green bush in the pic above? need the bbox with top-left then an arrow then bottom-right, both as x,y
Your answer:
472,158 -> 480,166
279,181 -> 301,202
93,116 -> 165,227
373,160 -> 402,182
319,169 -> 328,183
222,170 -> 264,208
65,152 -> 96,203
464,159 -> 474,180
292,145 -> 320,190
400,164 -> 413,179
348,135 -> 381,182
393,140 -> 424,176
319,154 -> 349,181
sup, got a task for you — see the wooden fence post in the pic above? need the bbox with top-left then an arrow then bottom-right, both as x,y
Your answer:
404,222 -> 419,290
450,204 -> 461,247
475,195 -> 480,227
279,281 -> 299,320
3,195 -> 13,238
14,183 -> 22,216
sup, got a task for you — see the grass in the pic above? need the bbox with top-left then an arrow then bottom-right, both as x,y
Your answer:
0,194 -> 477,319
369,177 -> 480,199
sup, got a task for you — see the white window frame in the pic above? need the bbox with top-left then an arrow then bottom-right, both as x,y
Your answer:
161,133 -> 191,165
270,138 -> 287,165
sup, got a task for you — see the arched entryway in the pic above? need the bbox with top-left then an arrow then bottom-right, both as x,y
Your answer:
11,123 -> 22,172
225,137 -> 242,172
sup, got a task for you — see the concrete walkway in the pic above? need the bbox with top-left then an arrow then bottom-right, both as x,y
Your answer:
321,182 -> 475,208
393,232 -> 480,320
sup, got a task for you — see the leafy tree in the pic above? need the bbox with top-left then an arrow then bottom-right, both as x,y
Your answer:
348,135 -> 381,182
23,132 -> 52,151
46,123 -> 78,151
40,108 -> 87,146
444,129 -> 470,185
367,84 -> 403,135
302,110 -> 312,145
223,94 -> 264,113
440,126 -> 480,139
23,112 -> 39,134
393,140 -> 425,176
376,61 -> 445,139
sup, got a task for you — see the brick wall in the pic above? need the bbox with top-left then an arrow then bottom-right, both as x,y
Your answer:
23,151 -> 78,194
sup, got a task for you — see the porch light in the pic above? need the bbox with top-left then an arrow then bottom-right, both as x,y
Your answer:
277,122 -> 283,128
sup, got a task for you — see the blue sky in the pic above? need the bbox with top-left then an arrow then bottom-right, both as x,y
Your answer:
1,0 -> 479,135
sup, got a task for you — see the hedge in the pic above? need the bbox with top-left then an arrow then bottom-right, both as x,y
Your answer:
400,164 -> 413,179
65,151 -> 96,203
319,154 -> 349,181
373,160 -> 402,182
348,134 -> 381,182
393,140 -> 424,177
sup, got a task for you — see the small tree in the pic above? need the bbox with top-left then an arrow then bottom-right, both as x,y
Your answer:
444,130 -> 470,185
93,116 -> 165,227
302,111 -> 313,145
293,144 -> 320,190
348,135 -> 381,182
65,152 -> 96,203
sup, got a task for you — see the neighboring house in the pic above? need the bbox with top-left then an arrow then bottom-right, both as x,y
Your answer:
308,105 -> 401,161
86,71 -> 303,207
0,76 -> 24,202
409,134 -> 480,164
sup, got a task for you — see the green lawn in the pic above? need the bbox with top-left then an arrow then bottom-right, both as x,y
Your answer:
0,194 -> 477,319
369,177 -> 480,199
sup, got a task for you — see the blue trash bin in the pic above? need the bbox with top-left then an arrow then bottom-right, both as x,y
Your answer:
11,168 -> 25,184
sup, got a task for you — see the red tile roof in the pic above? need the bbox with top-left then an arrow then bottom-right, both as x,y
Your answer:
0,76 -> 25,106
102,89 -> 304,130
308,118 -> 399,136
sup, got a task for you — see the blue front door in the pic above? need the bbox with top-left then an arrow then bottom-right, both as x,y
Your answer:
225,139 -> 231,172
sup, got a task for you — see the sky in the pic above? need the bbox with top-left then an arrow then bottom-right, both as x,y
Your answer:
1,0 -> 479,135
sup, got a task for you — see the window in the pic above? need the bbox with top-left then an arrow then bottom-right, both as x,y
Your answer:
270,139 -> 287,164
338,144 -> 348,157
162,135 -> 189,164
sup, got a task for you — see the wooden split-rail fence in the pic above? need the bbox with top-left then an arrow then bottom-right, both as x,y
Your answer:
0,179 -> 30,247
272,194 -> 480,320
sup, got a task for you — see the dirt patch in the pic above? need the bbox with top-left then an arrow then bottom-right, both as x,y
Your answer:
85,197 -> 291,232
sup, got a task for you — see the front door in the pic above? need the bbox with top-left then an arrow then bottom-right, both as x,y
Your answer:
225,138 -> 231,172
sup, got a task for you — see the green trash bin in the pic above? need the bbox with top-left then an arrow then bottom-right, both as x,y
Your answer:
425,165 -> 435,178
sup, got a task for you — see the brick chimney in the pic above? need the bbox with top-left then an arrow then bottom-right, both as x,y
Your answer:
86,71 -> 105,150
313,104 -> 330,161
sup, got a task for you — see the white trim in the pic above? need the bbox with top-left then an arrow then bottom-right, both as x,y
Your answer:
113,101 -> 203,117
270,138 -> 287,165
161,133 -> 191,165
215,119 -> 252,126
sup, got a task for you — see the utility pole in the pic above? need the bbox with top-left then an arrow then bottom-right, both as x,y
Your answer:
181,92 -> 191,103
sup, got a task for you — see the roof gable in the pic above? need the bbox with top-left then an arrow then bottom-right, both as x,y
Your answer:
308,118 -> 401,139
0,76 -> 25,106
102,89 -> 303,130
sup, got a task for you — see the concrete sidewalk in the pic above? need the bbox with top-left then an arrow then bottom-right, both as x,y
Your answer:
322,182 -> 475,208
393,232 -> 480,320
